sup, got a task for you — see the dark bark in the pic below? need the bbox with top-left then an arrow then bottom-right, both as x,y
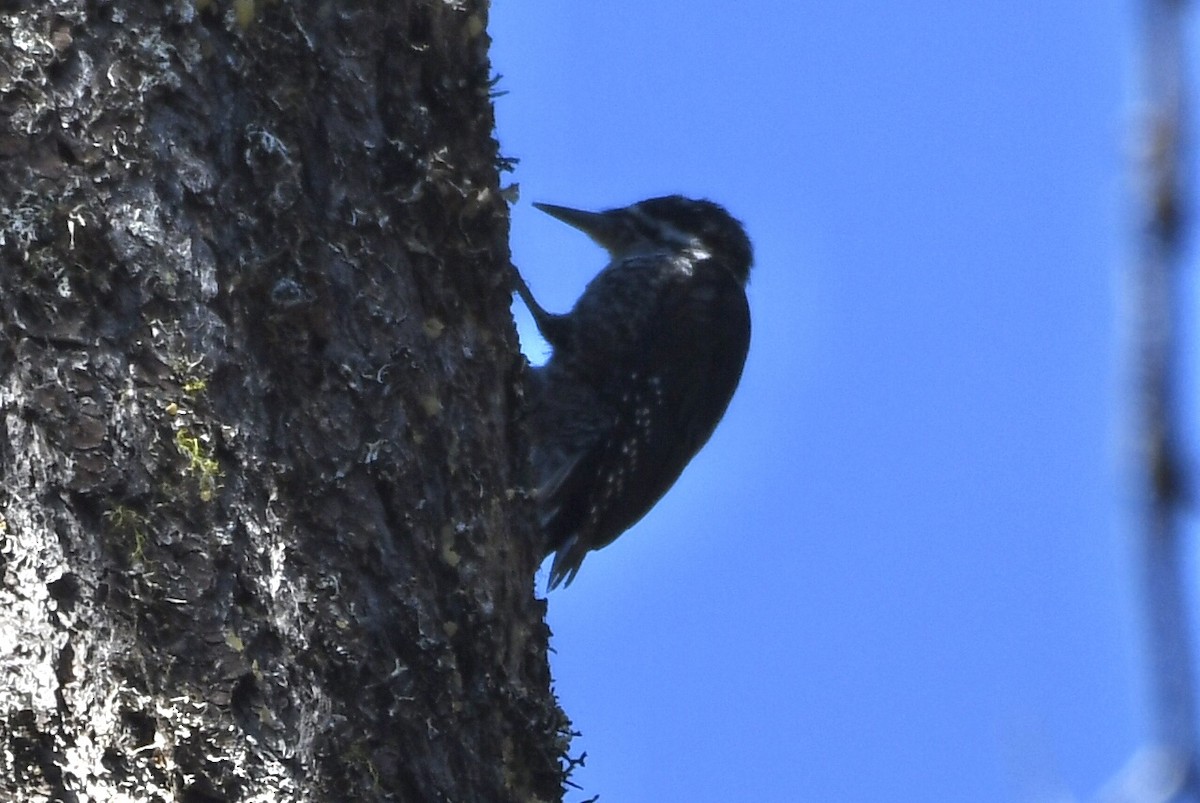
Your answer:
0,1 -> 567,801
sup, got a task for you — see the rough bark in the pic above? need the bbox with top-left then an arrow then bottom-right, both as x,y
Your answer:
0,1 -> 567,801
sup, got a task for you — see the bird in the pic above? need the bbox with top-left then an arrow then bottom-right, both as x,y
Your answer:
511,195 -> 753,589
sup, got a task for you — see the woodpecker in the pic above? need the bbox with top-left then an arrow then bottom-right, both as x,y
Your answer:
512,195 -> 752,589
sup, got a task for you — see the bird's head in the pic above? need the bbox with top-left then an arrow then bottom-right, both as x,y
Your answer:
533,195 -> 753,285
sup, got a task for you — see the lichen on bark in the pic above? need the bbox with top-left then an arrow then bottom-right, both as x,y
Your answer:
0,1 -> 568,800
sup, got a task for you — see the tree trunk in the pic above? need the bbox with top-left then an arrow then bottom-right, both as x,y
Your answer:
0,2 -> 567,801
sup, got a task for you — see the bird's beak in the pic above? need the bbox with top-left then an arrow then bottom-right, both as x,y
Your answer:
533,202 -> 625,253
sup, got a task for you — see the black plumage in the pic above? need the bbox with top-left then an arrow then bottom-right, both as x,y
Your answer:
512,196 -> 753,588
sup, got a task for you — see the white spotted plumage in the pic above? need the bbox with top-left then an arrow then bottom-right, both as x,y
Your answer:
512,195 -> 753,589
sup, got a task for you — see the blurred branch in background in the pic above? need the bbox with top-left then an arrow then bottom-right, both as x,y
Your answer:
1102,0 -> 1200,801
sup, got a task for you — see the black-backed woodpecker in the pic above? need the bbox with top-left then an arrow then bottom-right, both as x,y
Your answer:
512,195 -> 752,589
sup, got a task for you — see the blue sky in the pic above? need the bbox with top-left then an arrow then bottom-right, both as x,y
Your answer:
490,3 -> 1199,801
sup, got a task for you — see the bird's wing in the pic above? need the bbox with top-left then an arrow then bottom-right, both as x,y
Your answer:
543,270 -> 750,587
